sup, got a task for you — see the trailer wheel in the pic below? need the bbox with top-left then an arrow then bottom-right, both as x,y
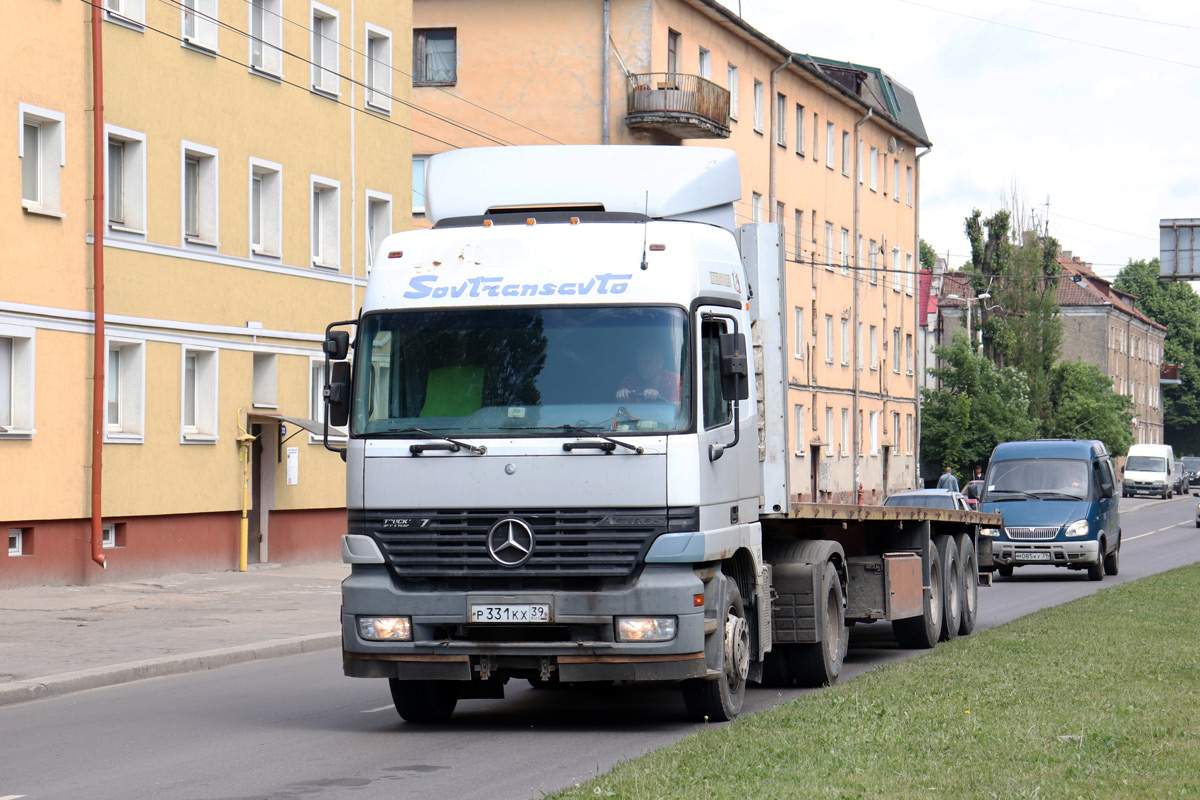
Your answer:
936,535 -> 961,642
790,562 -> 847,687
1103,534 -> 1121,576
892,536 -> 943,649
389,679 -> 457,723
956,534 -> 979,636
682,580 -> 748,722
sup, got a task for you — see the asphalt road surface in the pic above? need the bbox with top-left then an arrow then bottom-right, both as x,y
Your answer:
3,493 -> 1198,800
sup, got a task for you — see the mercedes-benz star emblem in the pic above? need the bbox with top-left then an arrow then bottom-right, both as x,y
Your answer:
486,518 -> 535,567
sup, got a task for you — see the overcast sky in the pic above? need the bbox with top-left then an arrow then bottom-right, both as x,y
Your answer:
715,0 -> 1199,278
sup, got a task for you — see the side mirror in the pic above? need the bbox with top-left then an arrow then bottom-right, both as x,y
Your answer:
326,361 -> 351,427
1100,481 -> 1115,499
324,330 -> 350,361
718,332 -> 749,401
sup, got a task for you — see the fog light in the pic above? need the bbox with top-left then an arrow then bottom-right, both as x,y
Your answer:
358,616 -> 412,641
616,617 -> 677,642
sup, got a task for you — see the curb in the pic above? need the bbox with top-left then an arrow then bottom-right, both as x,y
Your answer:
0,631 -> 341,707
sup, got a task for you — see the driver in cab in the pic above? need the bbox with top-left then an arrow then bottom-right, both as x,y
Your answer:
616,345 -> 681,403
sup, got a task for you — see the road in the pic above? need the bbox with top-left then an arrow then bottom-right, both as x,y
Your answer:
2,494 -> 1198,800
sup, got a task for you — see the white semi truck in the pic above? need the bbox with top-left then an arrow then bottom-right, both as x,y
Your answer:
323,146 -> 1001,723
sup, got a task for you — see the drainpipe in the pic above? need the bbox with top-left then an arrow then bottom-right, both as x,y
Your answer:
852,108 -> 872,497
767,55 -> 795,220
913,144 -> 931,484
602,0 -> 611,144
89,1 -> 107,569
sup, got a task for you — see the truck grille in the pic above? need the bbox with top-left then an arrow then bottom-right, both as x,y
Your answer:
1006,526 -> 1060,541
348,507 -> 697,580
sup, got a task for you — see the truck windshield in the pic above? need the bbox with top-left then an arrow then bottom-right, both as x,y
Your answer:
351,306 -> 691,437
985,458 -> 1092,500
1125,456 -> 1166,472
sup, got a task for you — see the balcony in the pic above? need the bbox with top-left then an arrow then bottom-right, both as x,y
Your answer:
625,73 -> 730,140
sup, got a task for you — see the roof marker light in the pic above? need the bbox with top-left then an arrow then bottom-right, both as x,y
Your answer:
388,251 -> 403,259
526,218 -> 536,226
483,219 -> 494,227
570,217 -> 580,225
649,244 -> 666,251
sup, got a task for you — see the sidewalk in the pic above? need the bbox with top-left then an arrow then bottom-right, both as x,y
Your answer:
0,561 -> 348,707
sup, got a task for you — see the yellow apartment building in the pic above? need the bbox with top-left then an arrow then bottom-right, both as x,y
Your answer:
3,0 -> 412,587
411,0 -> 931,503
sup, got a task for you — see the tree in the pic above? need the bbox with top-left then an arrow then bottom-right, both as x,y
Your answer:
1114,258 -> 1200,452
920,336 -> 1039,482
1043,360 -> 1134,457
919,238 -> 938,272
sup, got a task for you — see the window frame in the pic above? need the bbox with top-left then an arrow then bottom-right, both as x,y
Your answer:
775,92 -> 787,146
365,190 -> 393,273
248,0 -> 283,76
105,338 -> 145,443
181,0 -> 219,53
698,47 -> 711,80
249,157 -> 282,258
793,404 -> 805,456
794,307 -> 804,360
824,314 -> 834,363
105,125 -> 147,236
841,130 -> 850,176
19,104 -> 66,217
751,192 -> 763,224
413,27 -> 457,87
752,79 -> 765,132
795,103 -> 805,155
825,122 -> 836,169
824,222 -> 834,270
104,0 -> 145,26
252,352 -> 277,409
412,156 -> 429,216
311,174 -> 342,269
180,141 -> 219,247
726,64 -> 739,120
0,325 -> 36,438
365,23 -> 393,112
311,2 -> 341,96
180,346 -> 219,443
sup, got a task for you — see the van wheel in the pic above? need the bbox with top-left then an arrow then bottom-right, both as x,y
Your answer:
1103,536 -> 1120,575
1087,546 -> 1105,582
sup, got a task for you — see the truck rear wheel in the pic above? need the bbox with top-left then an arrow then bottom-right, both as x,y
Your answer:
892,537 -> 943,649
682,579 -> 748,722
956,534 -> 979,636
389,679 -> 457,723
790,562 -> 847,687
936,535 -> 961,642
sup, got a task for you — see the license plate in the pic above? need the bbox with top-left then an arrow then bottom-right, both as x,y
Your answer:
1015,552 -> 1051,562
470,604 -> 551,623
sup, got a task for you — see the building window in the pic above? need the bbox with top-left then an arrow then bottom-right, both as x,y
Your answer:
892,412 -> 900,452
0,327 -> 35,437
840,228 -> 850,273
412,156 -> 428,215
311,2 -> 340,95
905,252 -> 915,294
252,353 -> 277,408
824,222 -> 834,269
311,176 -> 341,268
181,142 -> 218,246
905,333 -> 914,374
106,126 -> 146,235
825,406 -> 834,454
414,28 -> 456,86
894,159 -> 901,202
841,130 -> 850,176
892,247 -> 902,291
366,25 -> 393,111
870,411 -> 879,454
906,165 -> 914,205
19,104 -> 65,216
181,347 -> 218,442
795,104 -> 805,155
812,112 -> 819,160
776,201 -> 785,225
102,523 -> 125,549
869,239 -> 878,284
249,158 -> 282,257
794,209 -> 803,261
752,192 -> 763,224
106,340 -> 145,442
9,528 -> 27,556
794,307 -> 804,359
869,325 -> 878,369
824,315 -> 834,363
727,64 -> 739,120
666,29 -> 680,76
366,191 -> 393,273
892,328 -> 901,373
698,47 -> 711,79
752,80 -> 764,131
249,0 -> 283,75
181,0 -> 218,51
869,146 -> 878,191
857,138 -> 864,183
794,404 -> 805,455
825,122 -> 835,168
104,0 -> 145,24
776,93 -> 787,146
906,414 -> 914,454
841,408 -> 850,456
856,321 -> 863,369
840,318 -> 850,366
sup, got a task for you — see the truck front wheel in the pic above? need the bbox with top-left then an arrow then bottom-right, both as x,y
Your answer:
790,562 -> 847,687
389,679 -> 457,723
682,579 -> 748,722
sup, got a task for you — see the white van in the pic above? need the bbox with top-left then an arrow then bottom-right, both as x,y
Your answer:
1122,443 -> 1176,499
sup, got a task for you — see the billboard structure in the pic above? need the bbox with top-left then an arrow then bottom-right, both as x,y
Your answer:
1160,219 -> 1200,280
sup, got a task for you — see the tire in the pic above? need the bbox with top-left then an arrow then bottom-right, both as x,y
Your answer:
1103,534 -> 1120,576
760,645 -> 795,687
935,535 -> 961,642
790,562 -> 847,687
1087,542 -> 1105,582
956,534 -> 979,636
682,579 -> 749,722
389,679 -> 457,723
893,536 -> 943,649
998,564 -> 1014,578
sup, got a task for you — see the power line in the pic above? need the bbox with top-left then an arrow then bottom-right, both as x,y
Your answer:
1027,0 -> 1200,32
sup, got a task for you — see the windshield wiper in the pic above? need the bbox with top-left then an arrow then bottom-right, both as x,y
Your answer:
384,427 -> 487,455
559,424 -> 644,455
1029,491 -> 1086,501
986,490 -> 1042,501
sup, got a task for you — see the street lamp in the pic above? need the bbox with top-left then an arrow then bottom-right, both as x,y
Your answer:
946,292 -> 991,352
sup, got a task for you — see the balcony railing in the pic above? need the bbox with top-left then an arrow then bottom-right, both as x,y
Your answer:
625,73 -> 731,140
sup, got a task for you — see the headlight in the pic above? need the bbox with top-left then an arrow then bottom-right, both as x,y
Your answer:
1064,520 -> 1090,538
616,617 -> 677,642
979,527 -> 1001,538
358,616 -> 412,641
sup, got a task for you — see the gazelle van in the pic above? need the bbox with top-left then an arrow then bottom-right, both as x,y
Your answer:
1122,443 -> 1176,499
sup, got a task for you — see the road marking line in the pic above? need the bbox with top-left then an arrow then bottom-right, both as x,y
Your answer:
1,794 -> 29,799
1127,525 -> 1184,541
362,705 -> 394,713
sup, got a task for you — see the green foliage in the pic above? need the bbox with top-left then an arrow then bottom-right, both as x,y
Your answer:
920,336 -> 1038,480
1043,360 -> 1135,455
918,238 -> 938,272
1114,258 -> 1200,453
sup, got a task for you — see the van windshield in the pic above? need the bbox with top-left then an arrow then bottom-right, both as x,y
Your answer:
350,306 -> 692,437
985,458 -> 1092,500
1126,456 -> 1166,472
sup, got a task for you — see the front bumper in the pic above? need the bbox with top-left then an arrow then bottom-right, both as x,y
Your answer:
991,538 -> 1100,569
341,563 -> 709,683
1124,480 -> 1166,495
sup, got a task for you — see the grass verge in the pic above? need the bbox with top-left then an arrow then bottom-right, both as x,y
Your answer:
549,564 -> 1200,799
